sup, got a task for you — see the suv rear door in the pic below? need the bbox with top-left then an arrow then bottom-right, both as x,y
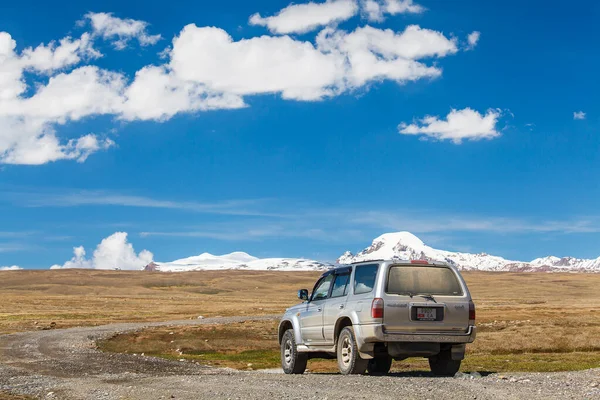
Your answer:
382,264 -> 470,333
345,263 -> 381,324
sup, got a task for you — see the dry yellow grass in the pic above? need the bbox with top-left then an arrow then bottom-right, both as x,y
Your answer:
0,269 -> 319,334
468,273 -> 600,355
2,269 -> 600,372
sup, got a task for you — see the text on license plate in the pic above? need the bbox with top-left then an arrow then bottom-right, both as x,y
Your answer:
417,307 -> 436,321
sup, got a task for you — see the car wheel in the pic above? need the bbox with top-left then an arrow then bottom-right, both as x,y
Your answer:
337,326 -> 368,375
428,349 -> 461,377
367,354 -> 393,375
281,329 -> 307,374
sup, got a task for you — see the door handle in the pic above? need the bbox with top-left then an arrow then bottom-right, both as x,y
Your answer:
317,307 -> 322,312
338,304 -> 344,309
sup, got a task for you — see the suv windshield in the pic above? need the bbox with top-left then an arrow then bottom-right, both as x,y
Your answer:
386,265 -> 463,296
311,274 -> 334,301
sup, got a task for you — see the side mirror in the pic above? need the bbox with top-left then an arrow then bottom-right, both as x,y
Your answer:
298,289 -> 309,301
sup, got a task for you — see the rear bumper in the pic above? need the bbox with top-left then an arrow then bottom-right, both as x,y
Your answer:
354,324 -> 476,352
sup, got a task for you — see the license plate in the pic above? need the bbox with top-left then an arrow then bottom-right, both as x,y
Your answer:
416,307 -> 437,321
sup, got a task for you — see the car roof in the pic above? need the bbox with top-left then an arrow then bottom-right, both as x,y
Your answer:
319,260 -> 455,279
351,259 -> 450,265
334,259 -> 452,268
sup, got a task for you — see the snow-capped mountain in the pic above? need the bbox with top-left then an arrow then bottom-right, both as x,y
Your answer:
146,232 -> 600,273
151,251 -> 332,272
338,232 -> 600,273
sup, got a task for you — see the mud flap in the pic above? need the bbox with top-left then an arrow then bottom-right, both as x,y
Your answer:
358,345 -> 374,359
451,344 -> 466,360
353,325 -> 375,359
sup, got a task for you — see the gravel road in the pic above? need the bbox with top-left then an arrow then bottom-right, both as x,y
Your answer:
1,316 -> 599,400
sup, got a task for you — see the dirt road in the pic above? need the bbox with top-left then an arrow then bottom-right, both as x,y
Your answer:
1,316 -> 599,399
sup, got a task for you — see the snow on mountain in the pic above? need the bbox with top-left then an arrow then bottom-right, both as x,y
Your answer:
165,251 -> 259,268
152,251 -> 332,272
338,232 -> 600,273
146,232 -> 599,273
530,256 -> 562,266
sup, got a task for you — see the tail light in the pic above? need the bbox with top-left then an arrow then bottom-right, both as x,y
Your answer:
371,298 -> 384,319
469,301 -> 476,323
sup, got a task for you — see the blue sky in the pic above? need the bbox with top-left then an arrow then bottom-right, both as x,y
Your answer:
1,0 -> 599,269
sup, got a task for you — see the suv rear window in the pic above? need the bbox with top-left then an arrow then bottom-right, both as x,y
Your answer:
386,266 -> 463,296
353,264 -> 379,295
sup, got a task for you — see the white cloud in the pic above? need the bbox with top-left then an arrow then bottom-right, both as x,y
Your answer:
321,25 -> 457,61
85,12 -> 161,49
167,24 -> 457,101
466,31 -> 480,50
249,0 -> 359,34
18,66 -> 126,121
0,30 -> 119,164
361,0 -> 424,22
0,31 -> 100,102
0,65 -> 123,165
316,25 -> 457,87
51,246 -> 92,269
573,111 -> 586,120
169,25 -> 345,101
20,33 -> 101,72
399,107 -> 502,143
385,0 -> 424,14
0,119 -> 115,165
66,134 -> 115,163
50,232 -> 153,270
120,65 -> 245,121
1,10 -> 472,165
0,31 -> 99,107
0,265 -> 22,271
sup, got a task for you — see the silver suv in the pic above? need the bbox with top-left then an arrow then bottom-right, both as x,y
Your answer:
278,260 -> 476,376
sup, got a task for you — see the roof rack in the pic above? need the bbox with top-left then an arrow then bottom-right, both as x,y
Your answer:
348,259 -> 384,264
341,259 -> 450,266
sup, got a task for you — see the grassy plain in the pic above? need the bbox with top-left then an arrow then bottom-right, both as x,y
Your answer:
0,269 -> 318,334
2,269 -> 600,373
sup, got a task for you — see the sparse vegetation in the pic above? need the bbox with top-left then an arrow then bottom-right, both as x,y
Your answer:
3,269 -> 600,373
0,392 -> 35,400
98,317 -> 600,373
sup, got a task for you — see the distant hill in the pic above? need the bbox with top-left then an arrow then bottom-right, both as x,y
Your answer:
149,251 -> 332,272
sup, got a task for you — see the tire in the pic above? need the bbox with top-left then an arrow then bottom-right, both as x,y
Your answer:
337,326 -> 368,375
367,355 -> 392,375
281,329 -> 307,374
429,349 -> 461,377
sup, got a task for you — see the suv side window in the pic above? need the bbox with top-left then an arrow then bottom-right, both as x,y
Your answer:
311,274 -> 334,301
330,273 -> 350,298
353,264 -> 379,295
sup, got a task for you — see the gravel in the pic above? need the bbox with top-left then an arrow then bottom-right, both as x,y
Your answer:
1,316 -> 599,399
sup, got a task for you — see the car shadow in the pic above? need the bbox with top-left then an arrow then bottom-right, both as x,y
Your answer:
385,371 -> 496,378
307,371 -> 496,377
